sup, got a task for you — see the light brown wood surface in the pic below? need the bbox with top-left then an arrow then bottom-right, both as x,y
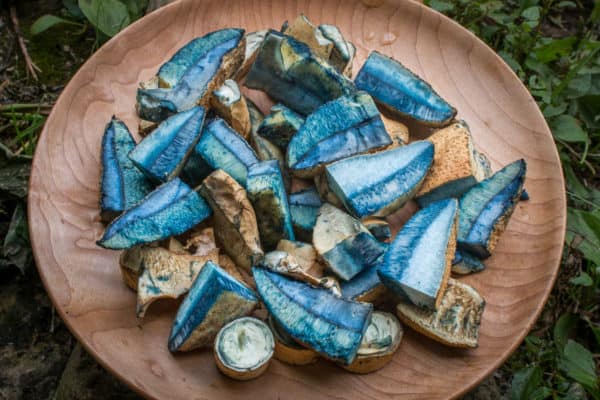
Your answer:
28,0 -> 566,399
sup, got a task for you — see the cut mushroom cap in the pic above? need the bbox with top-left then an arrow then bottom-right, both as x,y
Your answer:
267,315 -> 319,365
343,311 -> 403,374
211,79 -> 251,139
214,317 -> 275,380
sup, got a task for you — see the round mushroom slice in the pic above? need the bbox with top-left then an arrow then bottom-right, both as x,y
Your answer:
342,311 -> 403,374
214,317 -> 275,380
267,316 -> 319,366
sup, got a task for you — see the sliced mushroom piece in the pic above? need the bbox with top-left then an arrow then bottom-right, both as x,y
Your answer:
138,119 -> 158,137
97,178 -> 212,250
458,159 -> 526,259
257,104 -> 304,149
343,311 -> 403,374
219,253 -> 253,288
288,186 -> 322,241
396,278 -> 485,348
313,173 -> 343,208
253,267 -> 372,365
340,262 -> 387,303
355,51 -> 456,127
164,237 -> 187,254
99,117 -> 153,223
195,118 -> 259,187
415,121 -> 490,207
245,30 -> 355,115
361,217 -> 392,242
200,170 -> 263,271
211,79 -> 251,139
234,30 -> 268,80
313,204 -> 387,281
258,250 -> 321,286
325,141 -> 434,218
214,317 -> 274,380
119,246 -> 145,291
129,106 -> 206,182
179,150 -> 213,188
135,246 -> 219,318
282,15 -> 334,62
380,113 -> 409,146
378,199 -> 457,310
452,249 -> 485,275
169,261 -> 258,352
137,29 -> 245,122
276,240 -> 319,276
246,160 -> 295,250
318,24 -> 355,77
286,92 -> 392,178
267,315 -> 319,366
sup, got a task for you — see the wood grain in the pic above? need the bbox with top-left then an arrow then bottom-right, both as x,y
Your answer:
28,0 -> 566,399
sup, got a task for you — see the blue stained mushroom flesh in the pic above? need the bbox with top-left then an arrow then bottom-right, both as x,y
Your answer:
378,199 -> 458,310
246,160 -> 295,250
322,231 -> 387,281
325,141 -> 434,218
288,187 -> 321,241
137,29 -> 245,122
129,106 -> 206,182
194,118 -> 259,187
100,117 -> 153,221
339,242 -> 389,301
245,30 -> 356,115
168,261 -> 258,352
452,249 -> 486,275
286,91 -> 392,177
252,267 -> 372,365
355,51 -> 456,126
97,178 -> 212,249
257,104 -> 305,149
457,159 -> 526,259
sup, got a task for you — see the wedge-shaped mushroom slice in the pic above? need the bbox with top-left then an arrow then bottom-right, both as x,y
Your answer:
343,311 -> 403,374
355,51 -> 456,126
195,118 -> 259,187
378,199 -> 457,309
245,30 -> 355,115
458,159 -> 526,259
246,160 -> 295,250
257,104 -> 304,149
253,267 -> 372,365
325,141 -> 434,218
129,106 -> 206,182
168,261 -> 258,352
214,317 -> 274,380
211,80 -> 251,139
340,261 -> 386,303
318,24 -> 355,77
396,278 -> 485,348
98,178 -> 211,249
267,315 -> 319,365
100,117 -> 153,222
235,30 -> 268,80
314,173 -> 343,208
380,114 -> 409,146
135,246 -> 219,318
200,170 -> 263,271
288,187 -> 321,241
259,250 -> 321,286
314,204 -> 387,281
415,121 -> 490,207
137,29 -> 245,122
119,246 -> 145,291
282,15 -> 334,61
276,240 -> 319,276
287,92 -> 392,178
452,249 -> 485,275
361,217 -> 392,242
179,151 -> 213,188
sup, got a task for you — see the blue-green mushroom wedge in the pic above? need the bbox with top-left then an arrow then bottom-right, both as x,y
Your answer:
245,30 -> 355,115
210,79 -> 251,139
457,159 -> 526,259
137,29 -> 245,122
97,178 -> 212,250
339,246 -> 388,303
286,92 -> 392,178
246,160 -> 295,250
452,250 -> 486,275
313,203 -> 387,281
355,51 -> 456,126
195,118 -> 259,188
396,278 -> 485,348
325,141 -> 434,218
252,267 -> 373,365
99,117 -> 153,222
361,217 -> 392,242
378,199 -> 458,310
288,187 -> 322,241
168,261 -> 258,352
129,106 -> 206,182
257,104 -> 304,149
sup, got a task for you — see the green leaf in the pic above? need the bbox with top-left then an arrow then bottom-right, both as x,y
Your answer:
591,0 -> 600,23
426,0 -> 455,13
569,272 -> 593,286
578,95 -> 600,129
535,37 -> 577,63
78,0 -> 131,37
3,203 -> 31,274
558,340 -> 599,393
566,208 -> 600,265
30,15 -> 74,35
122,0 -> 148,20
554,313 -> 578,351
549,115 -> 589,143
511,365 -> 544,400
63,0 -> 85,18
565,74 -> 592,99
543,103 -> 567,118
522,6 -> 541,21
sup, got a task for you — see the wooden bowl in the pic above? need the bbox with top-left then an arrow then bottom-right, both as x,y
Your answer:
28,0 -> 566,398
